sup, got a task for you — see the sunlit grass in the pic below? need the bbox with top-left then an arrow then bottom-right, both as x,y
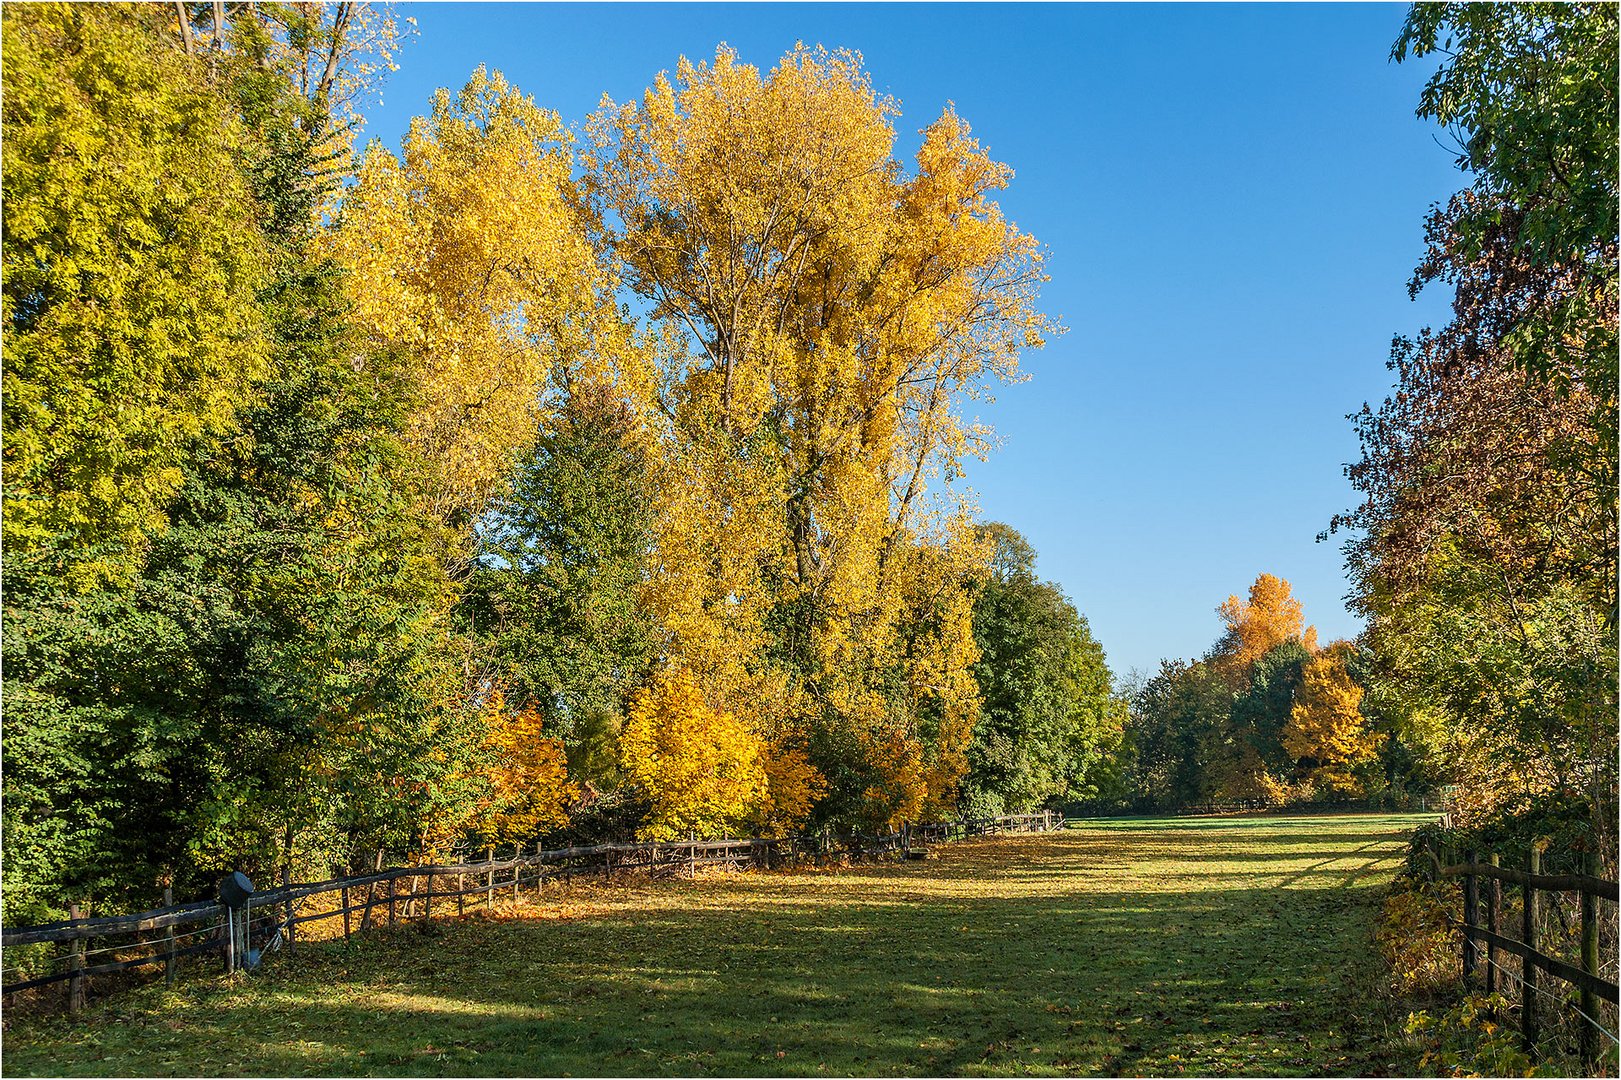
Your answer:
2,813 -> 1432,1076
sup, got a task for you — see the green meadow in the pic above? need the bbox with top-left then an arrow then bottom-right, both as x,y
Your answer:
2,813 -> 1429,1076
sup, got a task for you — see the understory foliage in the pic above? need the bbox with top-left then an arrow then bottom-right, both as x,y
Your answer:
619,669 -> 768,842
471,693 -> 575,847
1375,880 -> 1461,996
1402,994 -> 1554,1078
2,15 -> 1093,923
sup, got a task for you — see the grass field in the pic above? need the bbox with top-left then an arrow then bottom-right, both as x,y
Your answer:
1,813 -> 1431,1076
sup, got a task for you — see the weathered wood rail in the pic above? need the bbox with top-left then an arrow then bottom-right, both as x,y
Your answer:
2,810 -> 1064,1011
1419,836 -> 1619,1069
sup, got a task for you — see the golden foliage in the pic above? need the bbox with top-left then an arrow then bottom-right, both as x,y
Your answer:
329,66 -> 610,529
1216,573 -> 1317,676
587,46 -> 1050,824
1284,644 -> 1383,795
476,691 -> 576,843
1377,882 -> 1462,994
2,3 -> 269,576
750,743 -> 829,838
619,669 -> 770,841
1210,742 -> 1289,805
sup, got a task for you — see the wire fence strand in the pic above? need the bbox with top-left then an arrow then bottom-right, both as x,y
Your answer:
1482,950 -> 1621,1048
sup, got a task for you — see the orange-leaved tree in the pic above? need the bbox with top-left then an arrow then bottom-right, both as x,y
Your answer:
619,669 -> 770,840
1215,573 -> 1318,677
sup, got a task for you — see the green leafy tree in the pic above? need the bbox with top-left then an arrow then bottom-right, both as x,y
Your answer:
1123,659 -> 1233,811
961,524 -> 1122,816
1394,2 -> 1618,434
0,3 -> 484,921
458,386 -> 657,790
1336,3 -> 1619,832
0,272 -> 472,911
1229,640 -> 1312,778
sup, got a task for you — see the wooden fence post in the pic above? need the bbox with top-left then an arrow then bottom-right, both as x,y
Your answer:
1462,849 -> 1478,986
239,897 -> 250,967
485,847 -> 495,910
424,870 -> 434,923
163,887 -> 176,987
360,849 -> 381,933
457,871 -> 465,917
1485,853 -> 1499,994
341,878 -> 351,941
1521,846 -> 1540,1054
1579,848 -> 1599,1070
222,906 -> 235,974
387,875 -> 397,929
67,903 -> 85,1014
282,865 -> 294,955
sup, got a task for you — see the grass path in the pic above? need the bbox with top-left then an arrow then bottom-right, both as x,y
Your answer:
2,813 -> 1430,1076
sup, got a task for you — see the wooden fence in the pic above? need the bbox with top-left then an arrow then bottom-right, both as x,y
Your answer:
1420,836 -> 1619,1069
1,810 -> 1064,1012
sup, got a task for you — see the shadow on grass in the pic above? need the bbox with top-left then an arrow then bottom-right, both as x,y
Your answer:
2,814 -> 1429,1078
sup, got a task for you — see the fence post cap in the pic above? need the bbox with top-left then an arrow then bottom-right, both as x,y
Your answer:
218,872 -> 254,908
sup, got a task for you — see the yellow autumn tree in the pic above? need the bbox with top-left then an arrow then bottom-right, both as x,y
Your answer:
750,743 -> 829,838
329,66 -> 613,533
587,45 -> 1054,826
2,3 -> 270,579
1215,573 -> 1319,679
477,691 -> 576,843
619,669 -> 770,840
1284,645 -> 1383,796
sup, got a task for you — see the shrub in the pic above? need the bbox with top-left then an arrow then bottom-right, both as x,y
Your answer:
1405,994 -> 1561,1077
1378,879 -> 1462,994
619,669 -> 768,840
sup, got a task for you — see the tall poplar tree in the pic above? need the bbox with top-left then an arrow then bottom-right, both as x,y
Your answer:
585,45 -> 1057,827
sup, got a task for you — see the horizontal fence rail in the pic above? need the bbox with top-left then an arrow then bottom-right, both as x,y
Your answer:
2,810 -> 1065,1011
1428,854 -> 1620,904
1418,836 -> 1619,1070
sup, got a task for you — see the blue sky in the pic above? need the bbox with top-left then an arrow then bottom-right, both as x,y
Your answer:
364,3 -> 1461,680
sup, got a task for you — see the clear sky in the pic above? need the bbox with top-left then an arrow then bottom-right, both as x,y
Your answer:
363,2 -> 1461,680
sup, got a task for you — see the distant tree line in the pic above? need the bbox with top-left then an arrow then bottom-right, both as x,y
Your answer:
1091,574 -> 1428,814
